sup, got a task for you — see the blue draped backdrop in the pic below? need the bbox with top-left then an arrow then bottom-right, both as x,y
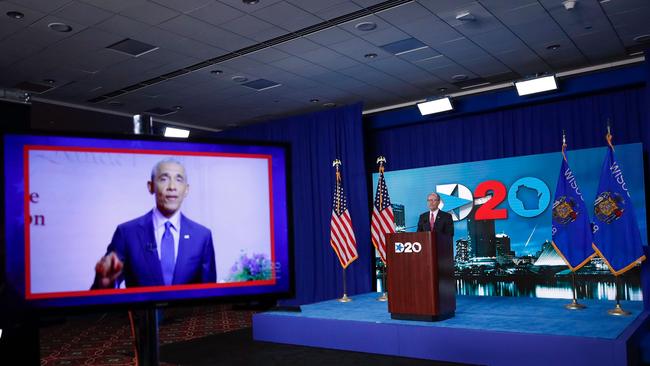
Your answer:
219,102 -> 372,305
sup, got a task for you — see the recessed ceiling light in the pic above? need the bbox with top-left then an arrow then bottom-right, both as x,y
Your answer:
323,102 -> 337,108
242,0 -> 259,4
633,34 -> 650,43
355,22 -> 377,31
438,87 -> 447,93
48,22 -> 72,32
452,74 -> 467,81
210,69 -> 223,74
310,98 -> 319,103
455,11 -> 475,21
173,105 -> 183,110
6,11 -> 24,19
232,76 -> 248,83
364,53 -> 378,59
43,79 -> 56,84
546,44 -> 561,50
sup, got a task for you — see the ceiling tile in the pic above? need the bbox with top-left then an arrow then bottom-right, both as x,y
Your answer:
53,2 -> 113,27
8,0 -> 71,13
305,27 -> 356,46
187,2 -> 244,26
286,0 -> 349,13
150,0 -> 213,13
218,0 -> 285,12
79,0 -> 144,13
120,2 -> 180,26
252,2 -> 321,31
275,38 -> 322,55
220,15 -> 277,37
96,15 -> 152,38
377,2 -> 433,26
315,2 -> 362,20
299,48 -> 360,70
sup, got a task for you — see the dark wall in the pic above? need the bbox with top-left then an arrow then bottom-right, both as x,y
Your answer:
0,101 -> 30,133
30,101 -> 133,134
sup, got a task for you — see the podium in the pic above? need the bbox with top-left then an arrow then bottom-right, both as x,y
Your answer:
386,232 -> 455,321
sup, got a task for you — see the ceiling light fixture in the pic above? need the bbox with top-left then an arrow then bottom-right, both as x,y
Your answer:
633,34 -> 650,43
210,69 -> 223,74
417,97 -> 453,116
48,22 -> 72,32
242,0 -> 259,4
164,126 -> 190,138
310,98 -> 320,103
562,0 -> 577,10
364,53 -> 378,59
6,11 -> 24,19
232,76 -> 248,83
546,44 -> 561,50
514,75 -> 558,96
455,11 -> 475,21
355,22 -> 377,31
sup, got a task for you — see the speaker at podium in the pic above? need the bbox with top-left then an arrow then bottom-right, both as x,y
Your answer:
386,232 -> 455,321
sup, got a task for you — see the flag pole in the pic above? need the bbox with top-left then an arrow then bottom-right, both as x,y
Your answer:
378,266 -> 388,302
561,132 -> 586,311
338,266 -> 352,302
607,275 -> 630,316
332,159 -> 352,303
376,156 -> 388,302
565,272 -> 585,310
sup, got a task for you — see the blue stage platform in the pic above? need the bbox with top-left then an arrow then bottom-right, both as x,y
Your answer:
253,293 -> 648,366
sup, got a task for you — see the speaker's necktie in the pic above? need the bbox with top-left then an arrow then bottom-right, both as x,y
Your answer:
161,221 -> 175,286
430,212 -> 435,232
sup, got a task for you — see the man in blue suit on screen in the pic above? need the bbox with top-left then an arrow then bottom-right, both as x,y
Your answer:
93,158 -> 216,289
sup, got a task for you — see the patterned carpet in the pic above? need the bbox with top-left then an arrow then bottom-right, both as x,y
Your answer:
40,304 -> 256,366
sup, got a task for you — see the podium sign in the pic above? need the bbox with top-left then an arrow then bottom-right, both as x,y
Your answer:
386,232 -> 455,321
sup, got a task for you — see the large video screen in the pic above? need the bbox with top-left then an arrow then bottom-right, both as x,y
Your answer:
374,143 -> 646,300
3,134 -> 291,308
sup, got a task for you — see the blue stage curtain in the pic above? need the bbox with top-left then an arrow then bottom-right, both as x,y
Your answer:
218,103 -> 372,305
368,86 -> 647,170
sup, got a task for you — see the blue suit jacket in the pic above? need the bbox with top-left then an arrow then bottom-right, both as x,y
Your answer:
97,211 -> 216,288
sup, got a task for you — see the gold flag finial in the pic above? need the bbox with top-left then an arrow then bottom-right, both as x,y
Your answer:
376,156 -> 386,174
606,120 -> 614,149
561,130 -> 567,161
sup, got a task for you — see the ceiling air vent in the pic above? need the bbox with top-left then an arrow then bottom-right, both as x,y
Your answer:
145,107 -> 178,116
107,38 -> 158,57
241,79 -> 281,91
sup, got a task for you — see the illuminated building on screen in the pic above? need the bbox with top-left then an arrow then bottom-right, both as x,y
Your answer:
467,203 -> 496,258
455,238 -> 470,263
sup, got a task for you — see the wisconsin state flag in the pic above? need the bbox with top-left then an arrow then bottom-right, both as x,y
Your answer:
551,149 -> 595,271
592,135 -> 646,275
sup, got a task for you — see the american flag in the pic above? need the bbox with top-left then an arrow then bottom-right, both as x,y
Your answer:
329,164 -> 358,268
371,164 -> 395,263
